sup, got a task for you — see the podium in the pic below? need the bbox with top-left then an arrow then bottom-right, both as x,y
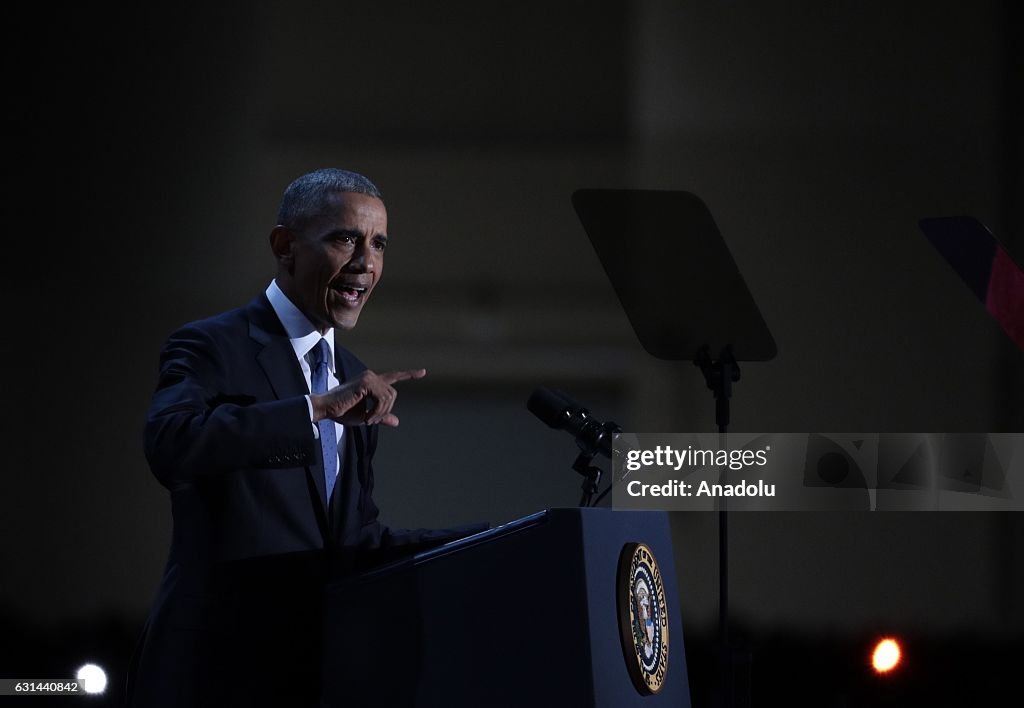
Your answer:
322,508 -> 690,707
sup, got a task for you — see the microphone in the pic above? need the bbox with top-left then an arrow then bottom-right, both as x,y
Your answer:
527,387 -> 621,459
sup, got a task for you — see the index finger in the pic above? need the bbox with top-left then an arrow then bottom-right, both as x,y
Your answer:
379,368 -> 427,385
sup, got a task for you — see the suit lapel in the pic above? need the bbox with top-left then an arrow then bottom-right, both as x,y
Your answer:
331,342 -> 367,541
246,295 -> 331,519
332,426 -> 364,542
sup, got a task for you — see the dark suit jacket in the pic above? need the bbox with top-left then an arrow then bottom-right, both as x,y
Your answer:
127,295 -> 481,707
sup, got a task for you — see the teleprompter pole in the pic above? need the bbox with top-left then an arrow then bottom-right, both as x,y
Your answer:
696,344 -> 742,708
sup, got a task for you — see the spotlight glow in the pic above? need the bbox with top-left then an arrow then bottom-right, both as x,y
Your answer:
871,638 -> 902,674
76,664 -> 107,694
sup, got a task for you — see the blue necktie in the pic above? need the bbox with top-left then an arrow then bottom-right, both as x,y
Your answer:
311,339 -> 339,501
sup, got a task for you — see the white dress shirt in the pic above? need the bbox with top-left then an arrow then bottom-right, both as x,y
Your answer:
265,280 -> 346,456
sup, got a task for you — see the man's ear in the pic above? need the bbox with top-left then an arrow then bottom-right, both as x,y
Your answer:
270,225 -> 296,269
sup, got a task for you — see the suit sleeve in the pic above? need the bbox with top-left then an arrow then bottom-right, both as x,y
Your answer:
144,324 -> 317,488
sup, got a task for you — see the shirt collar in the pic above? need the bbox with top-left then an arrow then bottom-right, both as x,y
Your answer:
266,279 -> 335,372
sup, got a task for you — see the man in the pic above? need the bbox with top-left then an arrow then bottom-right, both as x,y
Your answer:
128,169 -> 481,707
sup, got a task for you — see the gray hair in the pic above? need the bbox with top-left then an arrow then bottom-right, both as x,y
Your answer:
276,168 -> 383,229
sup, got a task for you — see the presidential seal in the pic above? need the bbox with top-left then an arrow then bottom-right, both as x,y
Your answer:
617,542 -> 670,694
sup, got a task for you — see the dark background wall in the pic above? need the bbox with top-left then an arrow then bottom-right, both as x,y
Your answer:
2,1 -> 1021,705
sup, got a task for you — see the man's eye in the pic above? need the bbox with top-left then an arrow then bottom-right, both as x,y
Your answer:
373,240 -> 387,251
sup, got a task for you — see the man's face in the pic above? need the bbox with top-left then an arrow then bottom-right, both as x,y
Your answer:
278,191 -> 387,332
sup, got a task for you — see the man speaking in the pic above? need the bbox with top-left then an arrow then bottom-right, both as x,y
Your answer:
128,169 -> 474,707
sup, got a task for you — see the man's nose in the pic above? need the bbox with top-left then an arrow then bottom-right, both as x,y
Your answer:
347,242 -> 374,272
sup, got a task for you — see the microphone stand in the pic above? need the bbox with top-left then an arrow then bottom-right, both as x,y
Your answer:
567,417 -> 620,507
573,451 -> 603,507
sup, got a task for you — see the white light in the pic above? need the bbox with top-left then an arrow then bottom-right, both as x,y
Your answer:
871,638 -> 902,674
76,664 -> 107,694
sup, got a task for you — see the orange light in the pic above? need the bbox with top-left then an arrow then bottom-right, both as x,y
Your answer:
871,638 -> 901,674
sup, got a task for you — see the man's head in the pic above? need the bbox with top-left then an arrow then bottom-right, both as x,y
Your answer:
270,168 -> 388,333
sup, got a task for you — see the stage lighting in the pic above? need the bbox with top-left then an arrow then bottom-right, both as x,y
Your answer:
76,664 -> 107,694
871,638 -> 901,674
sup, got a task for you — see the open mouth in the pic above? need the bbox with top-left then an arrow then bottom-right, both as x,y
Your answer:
331,283 -> 368,304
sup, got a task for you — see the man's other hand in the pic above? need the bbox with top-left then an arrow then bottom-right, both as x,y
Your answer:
309,368 -> 427,427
